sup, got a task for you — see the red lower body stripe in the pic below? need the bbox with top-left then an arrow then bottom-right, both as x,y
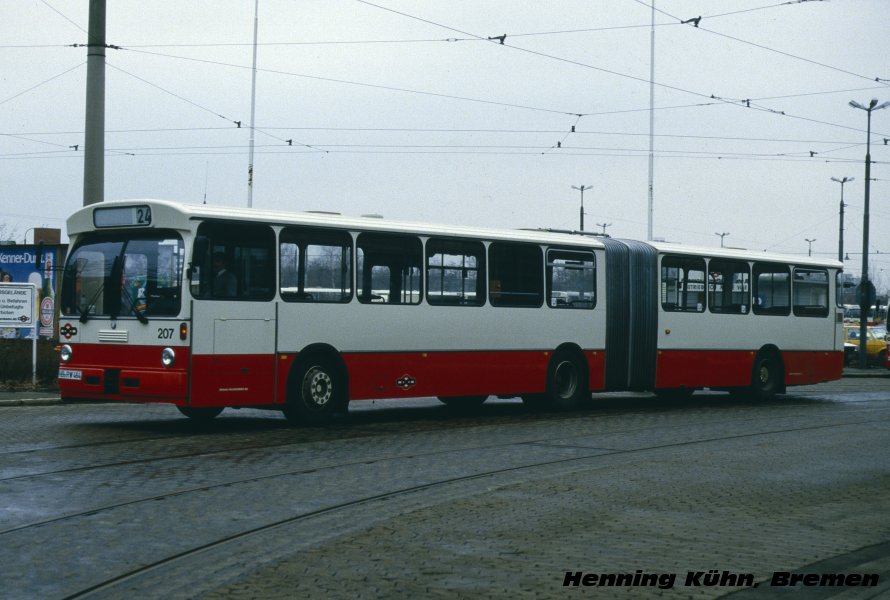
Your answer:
59,344 -> 842,407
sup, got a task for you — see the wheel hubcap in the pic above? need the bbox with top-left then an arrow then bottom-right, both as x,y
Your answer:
303,367 -> 333,407
555,361 -> 578,399
758,363 -> 770,385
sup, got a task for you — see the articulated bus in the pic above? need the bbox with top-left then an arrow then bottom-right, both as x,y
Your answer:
57,200 -> 844,422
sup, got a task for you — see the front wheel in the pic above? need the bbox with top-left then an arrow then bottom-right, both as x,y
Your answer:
283,359 -> 346,425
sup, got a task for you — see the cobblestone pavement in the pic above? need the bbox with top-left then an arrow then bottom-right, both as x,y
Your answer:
0,379 -> 888,599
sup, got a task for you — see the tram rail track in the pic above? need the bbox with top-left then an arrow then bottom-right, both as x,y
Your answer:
28,405 -> 886,599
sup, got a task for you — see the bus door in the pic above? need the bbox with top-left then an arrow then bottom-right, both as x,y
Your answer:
188,222 -> 278,407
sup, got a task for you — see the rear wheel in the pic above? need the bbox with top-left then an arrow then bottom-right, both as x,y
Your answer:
750,350 -> 782,401
545,349 -> 588,410
176,406 -> 223,421
283,359 -> 345,425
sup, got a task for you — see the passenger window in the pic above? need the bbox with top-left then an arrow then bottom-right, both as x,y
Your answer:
753,263 -> 791,316
708,259 -> 749,314
488,242 -> 544,308
793,268 -> 829,317
547,249 -> 595,309
426,239 -> 485,306
357,233 -> 422,304
280,228 -> 352,303
192,221 -> 275,301
836,272 -> 846,308
661,256 -> 705,312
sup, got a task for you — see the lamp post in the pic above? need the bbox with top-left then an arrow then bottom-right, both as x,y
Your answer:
805,238 -> 816,257
849,98 -> 889,368
596,222 -> 612,236
572,185 -> 592,231
831,176 -> 854,262
715,232 -> 729,248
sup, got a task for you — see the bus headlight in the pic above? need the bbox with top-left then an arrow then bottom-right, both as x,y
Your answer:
60,344 -> 73,362
161,347 -> 176,368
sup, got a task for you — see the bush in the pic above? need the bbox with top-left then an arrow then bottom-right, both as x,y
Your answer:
0,339 -> 60,389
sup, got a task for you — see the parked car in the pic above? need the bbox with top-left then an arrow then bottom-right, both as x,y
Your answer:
844,326 -> 888,366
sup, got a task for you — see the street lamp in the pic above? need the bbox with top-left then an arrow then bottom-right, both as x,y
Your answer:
849,98 -> 889,368
805,238 -> 816,257
596,222 -> 612,236
830,176 -> 854,262
715,232 -> 729,248
572,185 -> 592,231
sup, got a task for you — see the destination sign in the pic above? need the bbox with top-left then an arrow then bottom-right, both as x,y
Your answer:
94,205 -> 152,228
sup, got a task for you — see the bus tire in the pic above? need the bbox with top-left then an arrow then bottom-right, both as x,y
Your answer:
751,350 -> 782,401
284,357 -> 346,426
545,349 -> 588,410
177,406 -> 223,421
438,395 -> 488,409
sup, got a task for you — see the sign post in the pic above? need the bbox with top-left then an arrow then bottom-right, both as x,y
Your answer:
0,283 -> 38,385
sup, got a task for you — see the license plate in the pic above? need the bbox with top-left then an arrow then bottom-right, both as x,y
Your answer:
58,369 -> 82,381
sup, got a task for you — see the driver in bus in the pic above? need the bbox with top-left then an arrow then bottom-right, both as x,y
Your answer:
212,252 -> 237,297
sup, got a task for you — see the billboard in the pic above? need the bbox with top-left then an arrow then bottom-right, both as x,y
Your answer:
0,246 -> 61,340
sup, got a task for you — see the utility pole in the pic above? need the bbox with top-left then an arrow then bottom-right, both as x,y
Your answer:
247,0 -> 259,207
831,176 -> 853,262
849,98 -> 889,368
83,0 -> 106,206
647,0 -> 656,241
572,185 -> 591,231
715,232 -> 729,248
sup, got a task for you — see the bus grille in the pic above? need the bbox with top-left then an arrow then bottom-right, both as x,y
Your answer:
98,329 -> 129,343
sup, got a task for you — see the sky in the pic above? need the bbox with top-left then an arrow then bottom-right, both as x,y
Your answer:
2,0 -> 890,292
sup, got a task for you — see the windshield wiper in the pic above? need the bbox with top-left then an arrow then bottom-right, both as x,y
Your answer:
79,280 -> 105,324
80,255 -> 120,323
119,286 -> 149,324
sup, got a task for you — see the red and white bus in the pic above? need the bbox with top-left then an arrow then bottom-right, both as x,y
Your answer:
57,200 -> 844,422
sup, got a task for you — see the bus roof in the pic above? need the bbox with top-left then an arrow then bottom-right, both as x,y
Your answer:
646,239 -> 843,269
67,199 -> 607,249
68,199 -> 843,269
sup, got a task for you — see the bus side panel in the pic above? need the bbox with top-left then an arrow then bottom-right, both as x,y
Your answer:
190,353 -> 276,407
342,350 -> 551,401
782,350 -> 843,385
655,349 -> 844,389
655,350 -> 753,389
587,351 -> 606,392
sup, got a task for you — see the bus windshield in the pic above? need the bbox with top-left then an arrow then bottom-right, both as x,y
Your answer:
61,232 -> 185,320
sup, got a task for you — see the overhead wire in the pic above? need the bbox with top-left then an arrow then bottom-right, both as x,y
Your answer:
0,62 -> 85,106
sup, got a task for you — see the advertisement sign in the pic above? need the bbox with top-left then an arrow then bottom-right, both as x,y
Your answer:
0,247 -> 59,340
0,283 -> 36,326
